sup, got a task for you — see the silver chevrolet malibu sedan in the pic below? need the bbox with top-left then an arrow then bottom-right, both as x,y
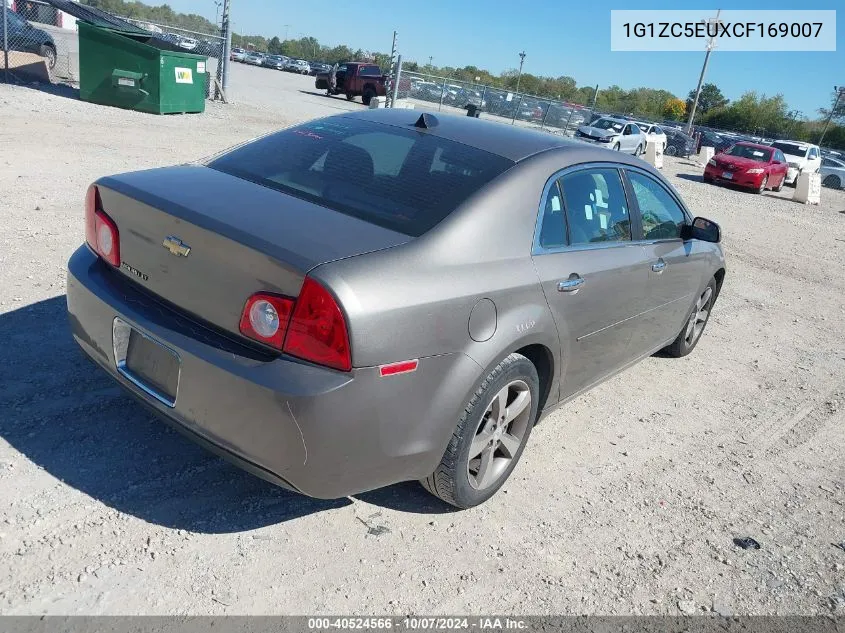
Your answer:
67,110 -> 726,509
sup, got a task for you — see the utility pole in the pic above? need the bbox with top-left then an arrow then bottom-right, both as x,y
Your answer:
818,86 -> 845,147
283,24 -> 290,41
428,56 -> 432,67
510,51 -> 526,125
385,30 -> 398,107
686,9 -> 722,136
214,0 -> 222,26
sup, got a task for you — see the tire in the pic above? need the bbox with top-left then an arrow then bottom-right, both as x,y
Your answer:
362,88 -> 376,106
774,173 -> 786,192
662,279 -> 717,358
756,175 -> 768,194
345,92 -> 354,101
789,170 -> 800,187
634,144 -> 643,157
613,143 -> 621,151
39,44 -> 56,70
823,174 -> 841,189
665,145 -> 677,156
421,353 -> 539,509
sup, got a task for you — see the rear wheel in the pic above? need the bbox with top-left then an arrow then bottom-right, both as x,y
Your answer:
774,173 -> 786,192
634,144 -> 643,156
823,174 -> 841,189
421,353 -> 539,509
39,44 -> 56,70
362,88 -> 376,106
662,279 -> 717,358
665,145 -> 677,156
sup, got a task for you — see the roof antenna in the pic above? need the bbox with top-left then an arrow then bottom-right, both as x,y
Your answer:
414,113 -> 438,129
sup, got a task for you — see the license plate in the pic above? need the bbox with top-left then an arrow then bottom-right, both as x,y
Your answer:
721,171 -> 733,179
126,332 -> 180,403
113,318 -> 180,407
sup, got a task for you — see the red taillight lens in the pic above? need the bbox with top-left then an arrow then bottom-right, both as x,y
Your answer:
239,293 -> 295,350
84,185 -> 120,267
283,277 -> 351,372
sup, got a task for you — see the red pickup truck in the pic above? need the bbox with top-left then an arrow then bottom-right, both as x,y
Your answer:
315,61 -> 408,105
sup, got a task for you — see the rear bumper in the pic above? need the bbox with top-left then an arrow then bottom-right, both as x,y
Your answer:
66,246 -> 481,499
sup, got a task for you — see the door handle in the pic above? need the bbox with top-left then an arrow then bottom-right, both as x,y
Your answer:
558,277 -> 585,292
651,259 -> 666,273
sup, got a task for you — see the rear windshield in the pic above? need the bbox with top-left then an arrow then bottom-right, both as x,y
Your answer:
358,65 -> 382,76
771,142 -> 808,157
207,117 -> 514,237
725,144 -> 772,162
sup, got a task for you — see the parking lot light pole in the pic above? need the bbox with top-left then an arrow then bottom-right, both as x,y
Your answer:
686,9 -> 722,136
511,51 -> 526,125
818,86 -> 845,147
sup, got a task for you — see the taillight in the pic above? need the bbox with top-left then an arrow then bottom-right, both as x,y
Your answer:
238,293 -> 294,350
283,277 -> 351,372
85,184 -> 120,267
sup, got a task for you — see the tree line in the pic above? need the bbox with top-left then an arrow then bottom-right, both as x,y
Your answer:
80,0 -> 845,149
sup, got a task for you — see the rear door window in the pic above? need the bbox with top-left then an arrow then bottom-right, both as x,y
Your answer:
558,168 -> 631,245
207,117 -> 514,237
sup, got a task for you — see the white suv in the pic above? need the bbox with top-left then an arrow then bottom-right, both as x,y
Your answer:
770,140 -> 822,186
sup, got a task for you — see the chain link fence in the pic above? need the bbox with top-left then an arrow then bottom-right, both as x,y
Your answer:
395,70 -> 592,136
2,1 -> 77,84
1,1 -> 226,99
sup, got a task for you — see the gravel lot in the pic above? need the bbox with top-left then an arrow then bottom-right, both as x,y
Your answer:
1,71 -> 844,616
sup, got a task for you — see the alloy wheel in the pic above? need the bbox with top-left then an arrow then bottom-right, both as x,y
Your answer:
684,286 -> 713,346
466,380 -> 532,491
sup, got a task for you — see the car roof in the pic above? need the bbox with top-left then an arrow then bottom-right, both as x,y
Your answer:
342,109 -> 595,162
773,139 -> 813,147
731,141 -> 774,150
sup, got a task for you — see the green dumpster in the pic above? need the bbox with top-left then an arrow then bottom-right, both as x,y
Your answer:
78,21 -> 207,114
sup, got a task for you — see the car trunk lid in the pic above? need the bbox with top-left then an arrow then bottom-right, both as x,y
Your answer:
95,165 -> 411,340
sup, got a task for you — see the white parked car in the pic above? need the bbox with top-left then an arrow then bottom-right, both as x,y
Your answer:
821,155 -> 845,189
244,52 -> 264,66
635,122 -> 668,153
176,36 -> 198,51
575,117 -> 647,156
769,140 -> 822,186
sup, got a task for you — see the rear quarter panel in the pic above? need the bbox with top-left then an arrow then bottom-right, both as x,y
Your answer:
311,156 -> 570,404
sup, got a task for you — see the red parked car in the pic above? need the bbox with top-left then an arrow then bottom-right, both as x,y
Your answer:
703,142 -> 789,193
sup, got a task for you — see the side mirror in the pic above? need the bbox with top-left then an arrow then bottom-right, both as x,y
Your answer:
681,216 -> 721,243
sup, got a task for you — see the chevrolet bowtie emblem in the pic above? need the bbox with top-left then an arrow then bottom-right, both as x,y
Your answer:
162,235 -> 191,257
